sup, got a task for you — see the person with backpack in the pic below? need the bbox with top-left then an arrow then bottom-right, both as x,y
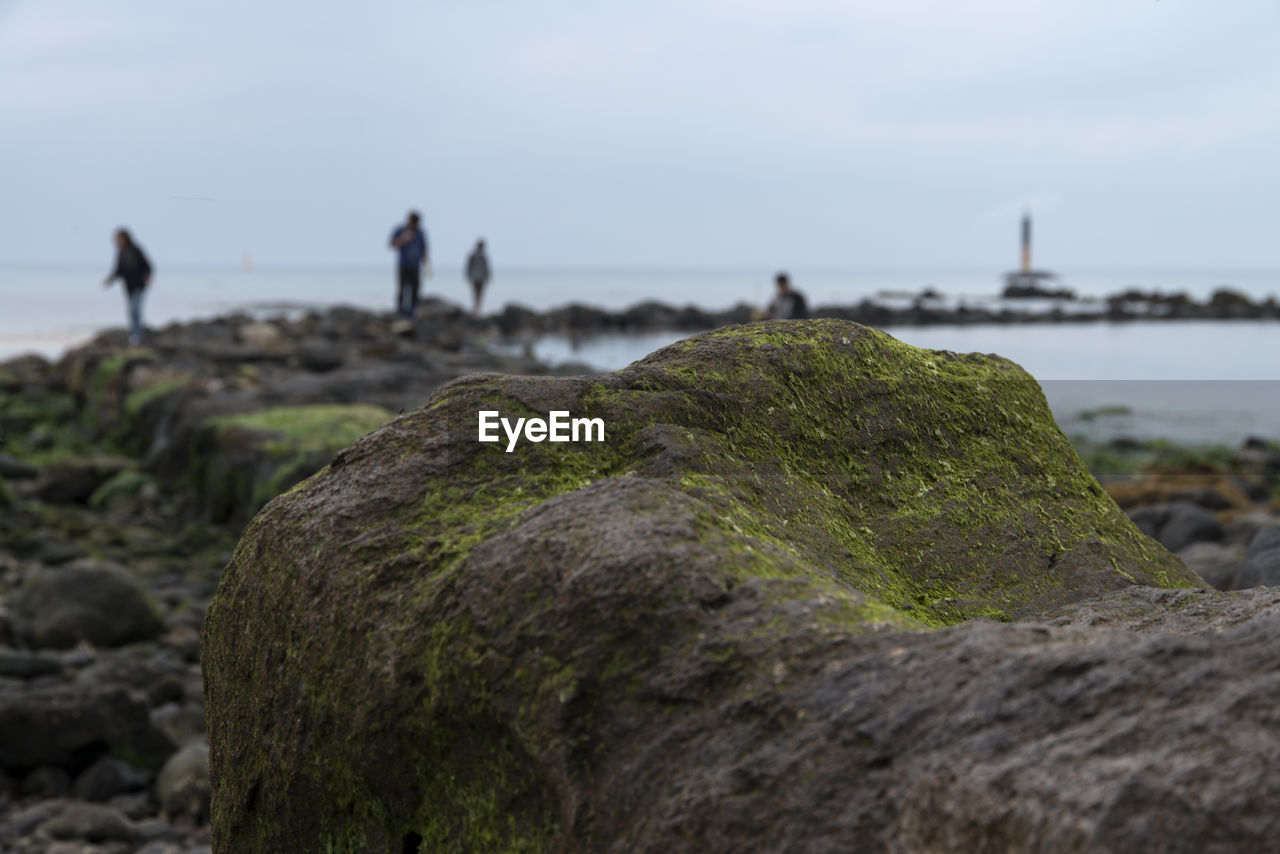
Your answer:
102,228 -> 153,346
389,210 -> 430,318
766,272 -> 809,319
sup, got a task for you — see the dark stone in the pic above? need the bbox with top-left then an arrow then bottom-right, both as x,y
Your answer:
0,647 -> 64,678
0,682 -> 173,770
296,339 -> 346,372
40,802 -> 136,842
0,801 -> 62,843
74,756 -> 149,802
21,765 -> 72,798
35,456 -> 133,504
0,453 -> 38,479
1213,526 -> 1280,590
13,559 -> 164,649
1126,501 -> 1224,552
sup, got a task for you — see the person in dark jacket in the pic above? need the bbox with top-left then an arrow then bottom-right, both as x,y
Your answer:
766,272 -> 808,319
102,228 -> 153,346
465,238 -> 491,316
389,210 -> 430,318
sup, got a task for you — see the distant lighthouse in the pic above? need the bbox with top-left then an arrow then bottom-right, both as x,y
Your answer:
1002,210 -> 1072,299
1020,211 -> 1032,274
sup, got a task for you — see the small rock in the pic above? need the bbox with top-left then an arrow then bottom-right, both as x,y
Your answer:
0,682 -> 173,769
74,756 -> 149,802
134,817 -> 185,843
237,322 -> 283,349
1127,501 -> 1224,552
109,790 -> 158,821
22,765 -> 73,798
40,802 -> 136,842
1216,526 -> 1280,590
35,457 -> 132,504
135,842 -> 184,854
0,453 -> 39,479
150,702 -> 206,747
0,800 -> 62,841
1178,542 -> 1246,589
297,340 -> 345,372
0,646 -> 64,678
160,624 -> 201,662
13,559 -> 164,649
156,743 -> 210,820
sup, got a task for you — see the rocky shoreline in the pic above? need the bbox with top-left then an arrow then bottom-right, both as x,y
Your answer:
0,303 -> 572,853
2,306 -> 1280,851
483,285 -> 1280,338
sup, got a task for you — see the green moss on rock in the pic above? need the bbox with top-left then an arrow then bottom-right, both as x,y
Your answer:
123,376 -> 191,420
203,320 -> 1198,852
194,404 -> 393,522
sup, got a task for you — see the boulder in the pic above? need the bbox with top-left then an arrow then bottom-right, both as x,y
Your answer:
13,559 -> 164,649
204,320 -> 1202,852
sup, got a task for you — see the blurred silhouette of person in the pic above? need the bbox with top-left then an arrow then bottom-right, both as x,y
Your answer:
389,210 -> 430,318
466,239 -> 491,316
766,272 -> 808,319
102,228 -> 153,346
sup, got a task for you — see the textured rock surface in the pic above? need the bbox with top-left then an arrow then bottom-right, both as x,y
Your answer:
204,320 -> 1203,852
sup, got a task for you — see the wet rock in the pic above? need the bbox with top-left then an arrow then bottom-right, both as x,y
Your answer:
13,559 -> 164,649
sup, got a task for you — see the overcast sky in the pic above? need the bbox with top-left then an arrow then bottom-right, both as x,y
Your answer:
3,0 -> 1279,270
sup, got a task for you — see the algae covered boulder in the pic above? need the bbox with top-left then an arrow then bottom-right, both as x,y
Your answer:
203,320 -> 1199,852
191,403 -> 393,522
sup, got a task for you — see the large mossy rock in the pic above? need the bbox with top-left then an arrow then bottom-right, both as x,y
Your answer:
204,320 -> 1201,852
190,403 -> 393,523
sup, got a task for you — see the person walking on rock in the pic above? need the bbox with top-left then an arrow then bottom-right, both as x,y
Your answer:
466,238 -> 491,316
102,228 -> 153,346
389,210 -> 430,318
